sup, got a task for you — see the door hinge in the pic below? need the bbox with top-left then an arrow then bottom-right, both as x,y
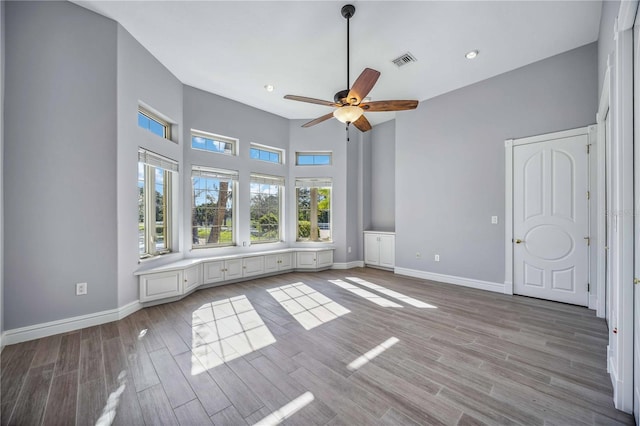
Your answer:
587,191 -> 590,200
587,283 -> 590,292
584,236 -> 590,246
587,144 -> 591,154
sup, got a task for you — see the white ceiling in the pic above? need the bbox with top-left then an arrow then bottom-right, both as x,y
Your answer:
73,1 -> 602,126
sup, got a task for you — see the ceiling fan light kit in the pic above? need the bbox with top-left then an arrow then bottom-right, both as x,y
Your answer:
283,4 -> 419,135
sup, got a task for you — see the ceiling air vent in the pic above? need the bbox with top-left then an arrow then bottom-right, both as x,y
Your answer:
392,52 -> 417,68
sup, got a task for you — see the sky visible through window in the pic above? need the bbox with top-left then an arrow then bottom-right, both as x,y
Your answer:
138,111 -> 166,138
296,153 -> 331,166
250,147 -> 280,163
192,135 -> 234,155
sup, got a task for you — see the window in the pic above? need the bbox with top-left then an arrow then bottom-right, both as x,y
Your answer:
191,130 -> 237,156
138,149 -> 178,259
296,152 -> 332,166
192,166 -> 237,248
250,174 -> 284,243
250,143 -> 283,164
296,178 -> 332,242
138,108 -> 170,139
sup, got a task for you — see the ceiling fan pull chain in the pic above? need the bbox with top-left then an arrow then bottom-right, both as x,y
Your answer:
346,123 -> 350,142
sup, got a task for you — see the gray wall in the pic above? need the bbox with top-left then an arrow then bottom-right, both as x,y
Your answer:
4,1 -> 118,328
598,0 -> 620,95
117,25 -> 184,307
395,43 -> 597,284
369,120 -> 396,231
182,86 -> 289,257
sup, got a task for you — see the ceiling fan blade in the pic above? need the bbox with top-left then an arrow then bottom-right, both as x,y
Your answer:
302,112 -> 335,128
360,100 -> 419,112
347,68 -> 380,105
284,95 -> 338,107
352,115 -> 372,132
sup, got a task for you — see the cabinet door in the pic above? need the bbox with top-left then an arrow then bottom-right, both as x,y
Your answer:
364,233 -> 380,265
140,271 -> 182,302
316,250 -> 333,268
296,252 -> 317,269
264,254 -> 279,273
203,261 -> 225,283
378,235 -> 395,268
279,253 -> 293,270
243,256 -> 265,277
225,259 -> 243,280
183,265 -> 201,293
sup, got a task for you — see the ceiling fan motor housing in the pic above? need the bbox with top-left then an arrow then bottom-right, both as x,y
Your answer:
341,4 -> 355,19
334,89 -> 350,104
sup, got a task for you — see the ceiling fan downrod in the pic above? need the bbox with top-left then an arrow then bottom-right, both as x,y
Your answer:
342,4 -> 355,92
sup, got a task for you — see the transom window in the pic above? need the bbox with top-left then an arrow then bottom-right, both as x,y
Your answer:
192,166 -> 237,248
296,178 -> 332,242
250,143 -> 283,164
250,174 -> 284,243
138,108 -> 171,139
296,152 -> 332,166
138,149 -> 178,259
191,130 -> 237,156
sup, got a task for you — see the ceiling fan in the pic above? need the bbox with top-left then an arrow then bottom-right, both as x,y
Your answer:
284,4 -> 419,133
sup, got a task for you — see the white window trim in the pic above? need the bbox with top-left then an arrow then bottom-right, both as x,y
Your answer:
250,143 -> 285,164
295,151 -> 333,166
138,148 -> 178,259
191,165 -> 238,248
191,129 -> 238,156
250,173 -> 285,244
138,106 -> 172,141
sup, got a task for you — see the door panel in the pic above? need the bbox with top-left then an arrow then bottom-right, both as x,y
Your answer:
513,135 -> 589,306
633,11 -> 639,424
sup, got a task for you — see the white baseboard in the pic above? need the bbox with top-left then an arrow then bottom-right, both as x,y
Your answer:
394,267 -> 505,294
332,261 -> 365,270
3,300 -> 142,346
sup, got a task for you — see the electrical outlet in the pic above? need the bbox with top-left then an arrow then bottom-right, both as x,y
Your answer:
491,216 -> 498,224
76,282 -> 87,296
416,252 -> 421,258
348,246 -> 352,253
434,254 -> 440,262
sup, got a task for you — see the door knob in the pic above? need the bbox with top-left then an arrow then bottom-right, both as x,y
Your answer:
514,239 -> 524,244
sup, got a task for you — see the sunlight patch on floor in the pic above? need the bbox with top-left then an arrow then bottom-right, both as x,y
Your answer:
267,282 -> 350,330
345,277 -> 437,308
253,392 -> 315,426
328,279 -> 403,307
190,295 -> 276,375
346,337 -> 400,371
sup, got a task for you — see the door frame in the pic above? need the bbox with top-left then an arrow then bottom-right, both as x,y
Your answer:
597,66 -> 611,318
504,126 -> 596,297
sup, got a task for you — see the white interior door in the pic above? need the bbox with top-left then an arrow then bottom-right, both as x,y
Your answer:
513,134 -> 589,306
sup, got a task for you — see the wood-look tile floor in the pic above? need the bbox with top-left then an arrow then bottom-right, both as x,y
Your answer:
0,268 -> 634,426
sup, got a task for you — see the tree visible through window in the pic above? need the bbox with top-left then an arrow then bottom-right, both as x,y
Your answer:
192,167 -> 236,248
250,174 -> 283,243
296,179 -> 331,242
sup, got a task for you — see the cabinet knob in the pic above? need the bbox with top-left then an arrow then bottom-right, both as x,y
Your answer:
184,279 -> 187,282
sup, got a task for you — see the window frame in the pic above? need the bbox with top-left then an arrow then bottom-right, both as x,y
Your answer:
191,166 -> 238,249
138,107 -> 171,140
250,173 -> 285,244
138,149 -> 178,260
295,152 -> 333,166
250,143 -> 284,164
295,178 -> 332,243
191,129 -> 238,156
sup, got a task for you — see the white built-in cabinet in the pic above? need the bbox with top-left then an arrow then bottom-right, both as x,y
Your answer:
364,231 -> 395,269
265,252 -> 293,273
137,248 -> 332,303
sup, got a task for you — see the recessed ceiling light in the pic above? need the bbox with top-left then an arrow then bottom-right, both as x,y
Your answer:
264,84 -> 274,92
465,50 -> 479,59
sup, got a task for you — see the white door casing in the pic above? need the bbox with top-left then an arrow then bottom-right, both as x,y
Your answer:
632,5 -> 640,423
512,133 -> 589,306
